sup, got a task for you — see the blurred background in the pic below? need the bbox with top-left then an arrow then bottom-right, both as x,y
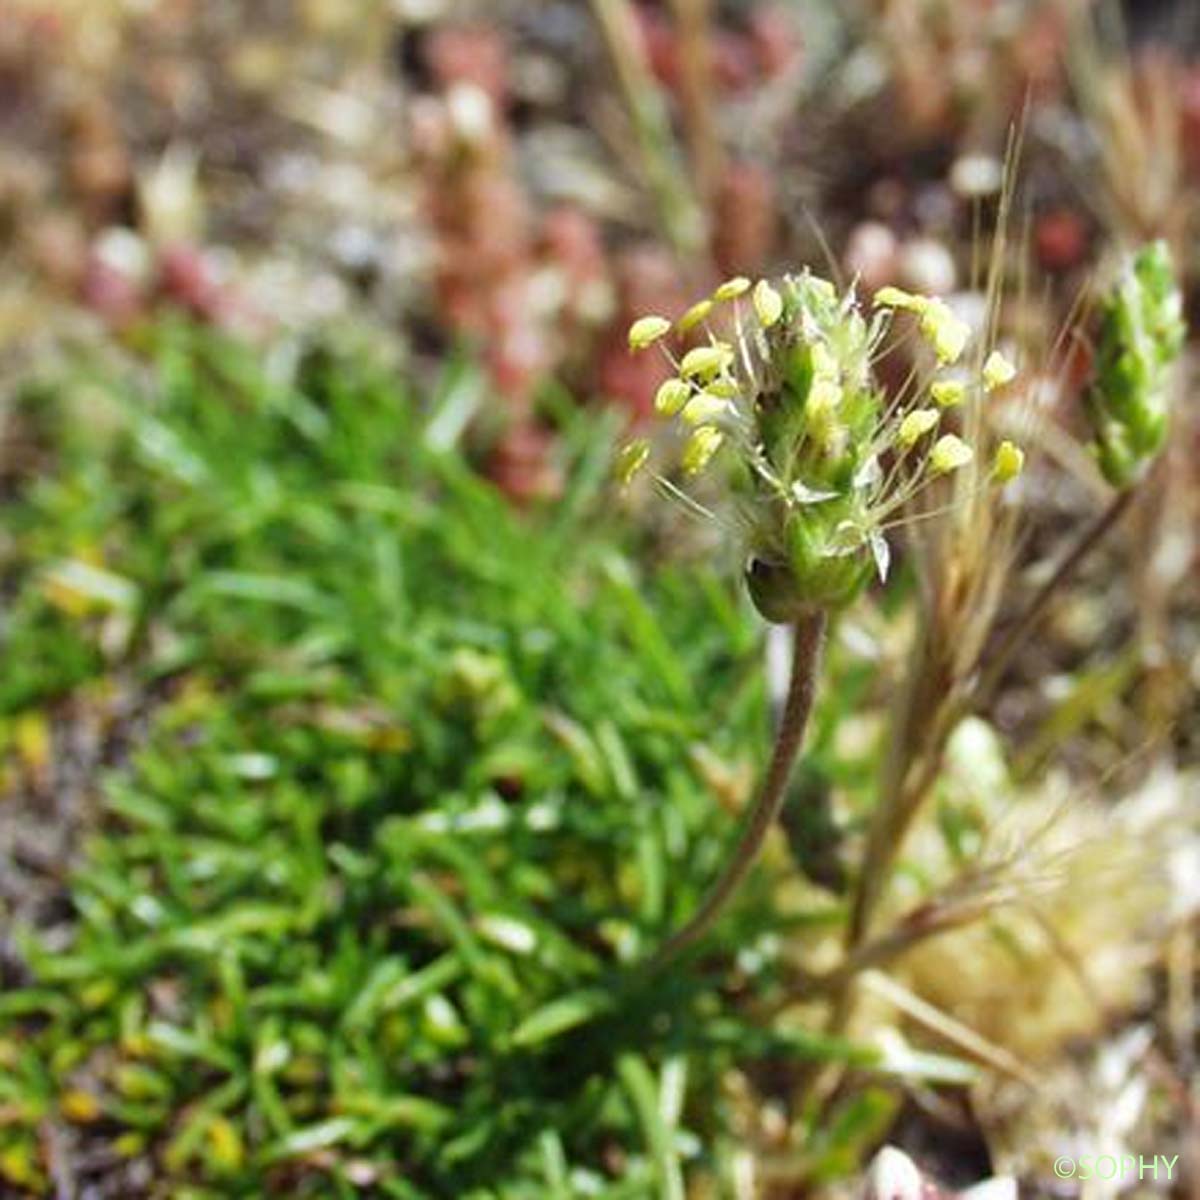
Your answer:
1,0 -> 1199,1196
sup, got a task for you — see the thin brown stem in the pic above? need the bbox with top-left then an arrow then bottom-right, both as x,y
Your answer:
647,611 -> 827,969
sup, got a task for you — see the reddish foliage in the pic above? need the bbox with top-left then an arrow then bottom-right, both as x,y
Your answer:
1035,209 -> 1090,273
634,3 -> 800,96
424,24 -> 510,107
747,5 -> 802,79
80,257 -> 144,329
1180,66 -> 1200,177
158,243 -> 225,321
485,421 -> 562,503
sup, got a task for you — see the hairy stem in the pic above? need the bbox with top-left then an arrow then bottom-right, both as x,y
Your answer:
648,611 -> 827,969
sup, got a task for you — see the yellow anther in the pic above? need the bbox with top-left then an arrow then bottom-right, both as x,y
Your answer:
678,299 -> 714,333
654,378 -> 691,416
682,392 -> 729,426
628,315 -> 672,351
679,343 -> 735,380
929,433 -> 974,473
873,285 -> 928,313
982,350 -> 1017,391
615,439 -> 650,484
714,276 -> 752,301
681,426 -> 724,475
898,407 -> 939,447
919,299 -> 970,364
930,378 -> 966,408
992,440 -> 1025,483
753,279 -> 783,328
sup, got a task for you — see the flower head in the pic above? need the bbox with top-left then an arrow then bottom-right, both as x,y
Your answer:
1085,241 -> 1185,488
617,270 -> 1022,622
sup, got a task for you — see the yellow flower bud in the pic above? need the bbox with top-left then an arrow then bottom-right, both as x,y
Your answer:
615,439 -> 650,484
753,279 -> 783,327
682,392 -> 729,425
679,343 -> 734,380
982,350 -> 1017,391
992,439 -> 1025,483
714,276 -> 752,301
919,299 -> 970,364
654,378 -> 690,416
930,378 -> 966,408
677,299 -> 714,333
628,315 -> 671,351
929,433 -> 974,474
898,407 -> 939,447
681,426 -> 724,475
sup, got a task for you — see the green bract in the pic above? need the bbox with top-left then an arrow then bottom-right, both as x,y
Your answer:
1086,241 -> 1186,488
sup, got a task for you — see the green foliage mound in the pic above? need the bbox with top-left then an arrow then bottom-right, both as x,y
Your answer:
0,327 -> 860,1197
